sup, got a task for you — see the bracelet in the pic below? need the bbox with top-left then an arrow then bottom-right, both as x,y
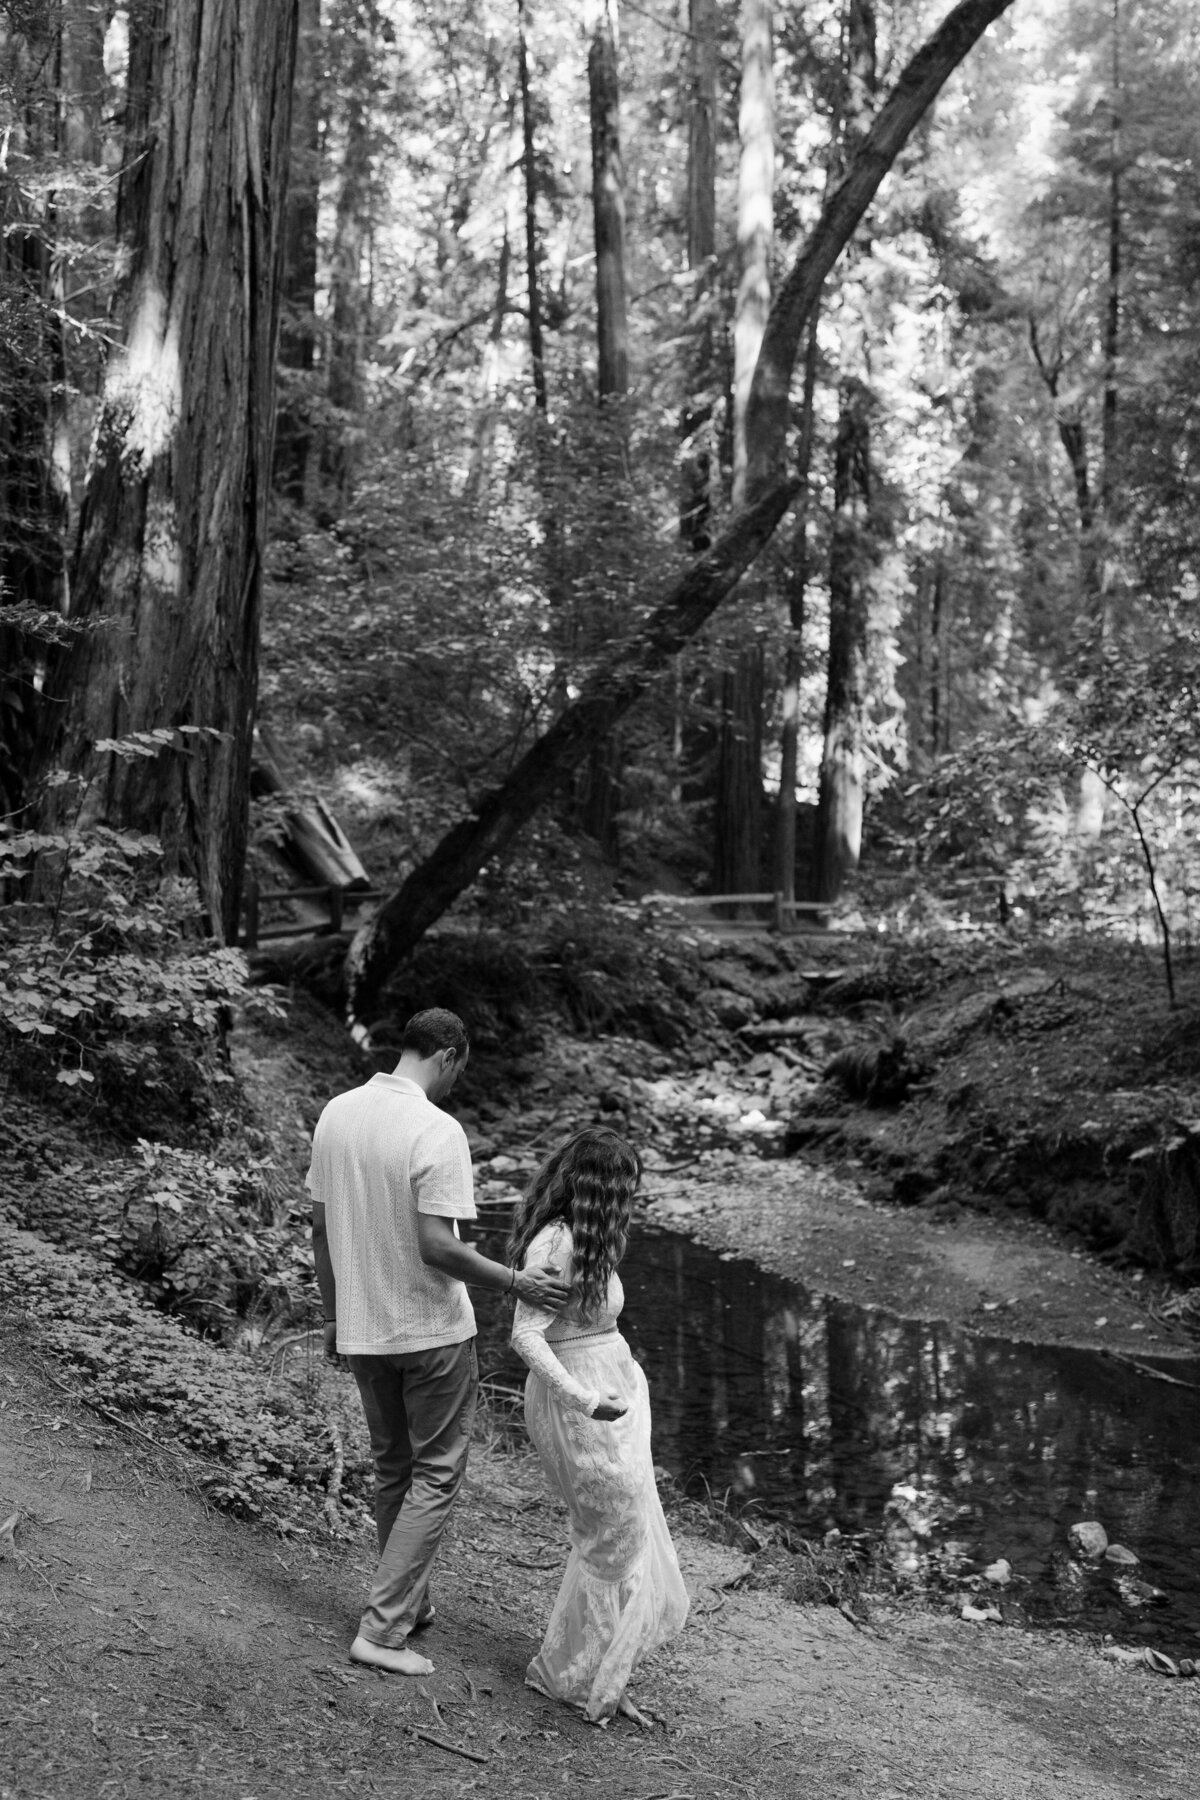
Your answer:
508,1266 -> 517,1291
323,1316 -> 336,1324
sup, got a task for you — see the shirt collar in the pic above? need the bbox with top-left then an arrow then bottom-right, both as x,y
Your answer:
369,1073 -> 427,1098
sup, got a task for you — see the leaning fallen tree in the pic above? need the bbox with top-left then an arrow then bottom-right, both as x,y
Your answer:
344,0 -> 1019,1039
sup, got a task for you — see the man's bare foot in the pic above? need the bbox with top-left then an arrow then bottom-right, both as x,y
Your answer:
616,1692 -> 656,1729
349,1634 -> 434,1677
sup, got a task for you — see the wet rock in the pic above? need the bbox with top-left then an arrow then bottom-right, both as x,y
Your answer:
706,989 -> 759,1030
1104,1543 -> 1139,1567
1068,1521 -> 1108,1559
982,1558 -> 1012,1585
1113,1574 -> 1166,1607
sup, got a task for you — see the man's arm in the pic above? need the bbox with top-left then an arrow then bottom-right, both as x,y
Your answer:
311,1200 -> 339,1359
417,1214 -> 570,1311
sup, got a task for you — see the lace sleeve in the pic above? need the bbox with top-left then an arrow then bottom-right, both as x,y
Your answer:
510,1226 -> 600,1416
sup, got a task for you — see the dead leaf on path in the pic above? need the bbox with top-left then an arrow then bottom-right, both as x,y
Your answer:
0,1509 -> 18,1553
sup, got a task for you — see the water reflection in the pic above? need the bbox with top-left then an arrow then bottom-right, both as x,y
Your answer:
472,1222 -> 1200,1654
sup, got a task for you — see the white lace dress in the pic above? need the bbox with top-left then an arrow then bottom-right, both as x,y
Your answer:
511,1222 -> 690,1722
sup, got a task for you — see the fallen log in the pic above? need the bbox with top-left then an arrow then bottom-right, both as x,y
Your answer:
252,725 -> 370,891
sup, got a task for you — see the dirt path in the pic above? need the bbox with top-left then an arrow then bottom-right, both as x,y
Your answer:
2,1301 -> 1196,1800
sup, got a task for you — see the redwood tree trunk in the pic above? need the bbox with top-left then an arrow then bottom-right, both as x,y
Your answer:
816,379 -> 871,902
0,5 -> 72,813
712,0 -> 773,905
273,0 -> 322,505
322,60 -> 371,500
679,0 -> 718,553
589,1 -> 629,403
32,0 -> 298,942
578,0 -> 630,857
814,0 -> 876,905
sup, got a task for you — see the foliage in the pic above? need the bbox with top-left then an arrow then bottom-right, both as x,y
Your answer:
0,751 -> 282,1131
0,1226 -> 363,1524
900,631 -> 1200,998
74,1139 -> 308,1334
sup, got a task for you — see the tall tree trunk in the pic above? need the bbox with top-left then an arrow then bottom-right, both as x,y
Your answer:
929,547 -> 944,756
679,0 -> 718,553
815,0 -> 876,905
31,0 -> 298,943
274,0 -> 322,505
0,4 -> 72,814
713,647 -> 764,897
465,90 -> 522,505
344,0 -> 1017,1030
322,55 -> 371,502
772,313 -> 820,916
589,1 -> 629,404
714,0 -> 773,904
816,377 -> 871,902
518,0 -> 548,420
578,0 -> 630,857
1101,0 -> 1121,531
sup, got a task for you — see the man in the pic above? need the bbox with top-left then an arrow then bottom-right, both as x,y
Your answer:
309,1007 -> 568,1676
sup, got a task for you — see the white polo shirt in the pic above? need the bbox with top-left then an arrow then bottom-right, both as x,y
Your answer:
307,1072 -> 476,1354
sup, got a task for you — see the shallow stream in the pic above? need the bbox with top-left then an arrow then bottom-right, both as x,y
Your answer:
473,1220 -> 1200,1658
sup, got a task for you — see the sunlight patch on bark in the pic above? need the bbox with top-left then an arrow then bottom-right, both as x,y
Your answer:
141,492 -> 183,604
106,280 -> 182,476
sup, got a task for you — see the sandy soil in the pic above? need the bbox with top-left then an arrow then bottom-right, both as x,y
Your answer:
2,1290 -> 1197,1800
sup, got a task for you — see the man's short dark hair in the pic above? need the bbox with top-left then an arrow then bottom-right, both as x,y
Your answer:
401,1008 -> 470,1061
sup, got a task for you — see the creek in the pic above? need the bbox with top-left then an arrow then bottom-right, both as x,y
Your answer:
472,1220 -> 1200,1659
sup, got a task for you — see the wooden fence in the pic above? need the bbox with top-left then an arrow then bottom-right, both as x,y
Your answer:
240,881 -> 832,950
240,877 -> 386,949
640,891 -> 831,931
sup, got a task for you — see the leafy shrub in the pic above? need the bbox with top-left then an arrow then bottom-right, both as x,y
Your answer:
84,1140 -> 309,1334
0,1228 -> 367,1524
0,814 -> 281,1135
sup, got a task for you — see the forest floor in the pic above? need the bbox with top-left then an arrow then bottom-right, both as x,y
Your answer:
2,1296 -> 1198,1800
3,917 -> 1200,1798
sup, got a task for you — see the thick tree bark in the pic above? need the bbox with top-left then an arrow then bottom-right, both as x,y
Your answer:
274,0 -> 322,505
679,0 -> 718,553
744,0 -> 1016,504
732,0 -> 773,511
813,0 -> 879,907
713,0 -> 773,905
816,378 -> 871,903
343,0 -> 1016,1027
0,4 -> 72,814
713,646 -> 764,898
322,53 -> 371,500
345,476 -> 797,1028
772,313 -> 820,915
589,1 -> 629,403
577,0 -> 631,856
465,90 -> 521,505
518,0 -> 549,419
31,0 -> 298,942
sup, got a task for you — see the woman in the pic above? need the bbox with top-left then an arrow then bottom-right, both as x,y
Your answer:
508,1126 -> 689,1726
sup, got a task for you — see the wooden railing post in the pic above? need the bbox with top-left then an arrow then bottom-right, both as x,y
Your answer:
243,874 -> 260,949
328,886 -> 344,933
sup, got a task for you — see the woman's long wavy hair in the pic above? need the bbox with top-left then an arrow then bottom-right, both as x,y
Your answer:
507,1127 -> 642,1320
